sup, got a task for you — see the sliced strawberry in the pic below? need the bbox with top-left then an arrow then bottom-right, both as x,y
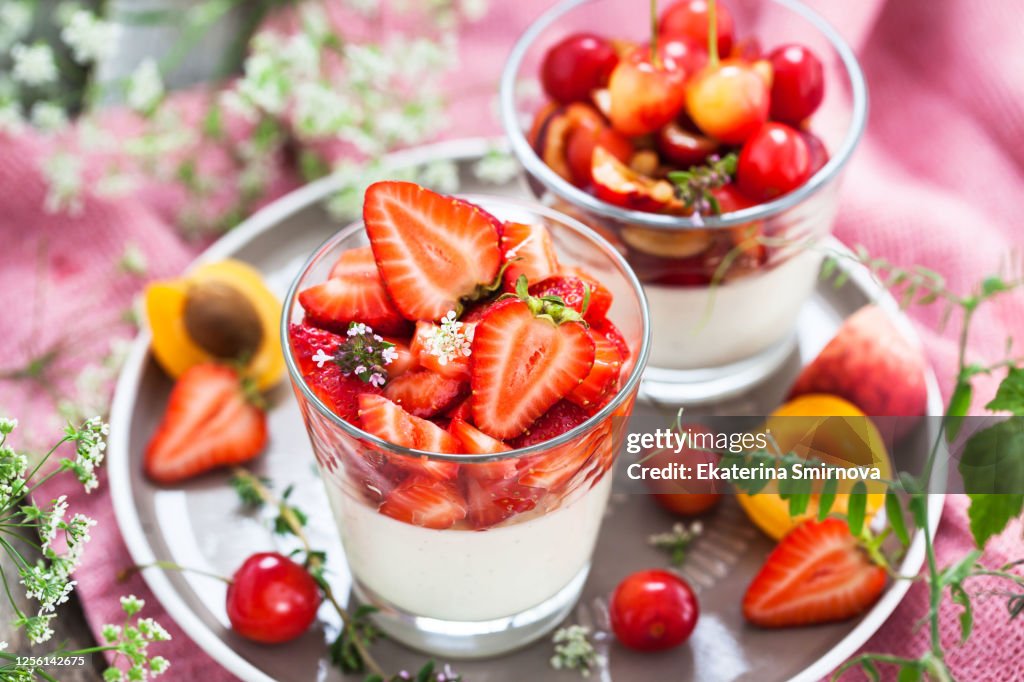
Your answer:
446,397 -> 473,422
462,297 -> 517,324
358,394 -> 460,479
743,518 -> 887,628
328,246 -> 378,279
410,320 -> 475,380
363,181 -> 502,320
509,400 -> 592,448
501,221 -> 560,289
383,368 -> 467,418
299,273 -> 408,336
590,317 -> 630,362
529,275 -> 613,322
449,418 -> 519,480
380,336 -> 418,377
470,298 -> 595,440
144,364 -> 267,484
464,475 -> 540,530
289,323 -> 344,375
567,329 -> 624,409
379,476 -> 468,529
306,363 -> 381,422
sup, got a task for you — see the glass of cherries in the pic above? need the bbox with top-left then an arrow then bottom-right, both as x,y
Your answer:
500,0 -> 868,402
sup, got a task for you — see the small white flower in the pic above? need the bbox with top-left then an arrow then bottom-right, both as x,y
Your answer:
460,0 -> 489,21
311,348 -> 333,368
0,640 -> 6,651
419,160 -> 459,194
120,594 -> 145,616
368,372 -> 386,388
61,9 -> 120,64
41,151 -> 84,214
126,58 -> 164,114
118,242 -> 148,275
348,323 -> 370,337
354,365 -> 367,376
421,310 -> 473,366
0,2 -> 33,51
381,346 -> 398,365
0,417 -> 17,434
0,101 -> 24,134
11,43 -> 58,86
30,101 -> 68,132
150,656 -> 170,676
292,82 -> 354,138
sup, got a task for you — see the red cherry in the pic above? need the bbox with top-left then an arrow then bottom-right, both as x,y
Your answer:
610,569 -> 699,651
658,38 -> 708,80
608,47 -> 687,136
799,130 -> 830,174
226,552 -> 321,644
659,0 -> 734,56
768,44 -> 825,124
737,123 -> 812,201
541,33 -> 619,104
685,59 -> 771,144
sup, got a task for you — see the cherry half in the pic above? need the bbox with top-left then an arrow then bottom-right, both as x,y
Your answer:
737,122 -> 812,201
610,569 -> 700,651
541,33 -> 619,104
226,552 -> 322,644
768,44 -> 825,124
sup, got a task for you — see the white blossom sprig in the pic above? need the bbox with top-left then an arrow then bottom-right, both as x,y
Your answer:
420,311 -> 473,366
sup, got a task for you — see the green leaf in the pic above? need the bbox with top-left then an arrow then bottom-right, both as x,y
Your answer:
960,419 -> 1024,546
861,660 -> 880,682
945,379 -> 973,443
897,664 -> 922,682
986,367 -> 1024,415
886,490 -> 911,547
847,481 -> 867,536
908,493 -> 928,529
950,583 -> 973,644
982,276 -> 1009,296
939,549 -> 983,586
817,477 -> 838,521
966,493 -> 1024,548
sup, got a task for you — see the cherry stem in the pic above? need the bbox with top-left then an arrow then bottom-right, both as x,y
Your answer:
650,0 -> 661,67
707,0 -> 720,67
118,560 -> 231,585
232,467 -> 386,679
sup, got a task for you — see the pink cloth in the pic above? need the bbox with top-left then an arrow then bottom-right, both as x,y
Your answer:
1,0 -> 1023,680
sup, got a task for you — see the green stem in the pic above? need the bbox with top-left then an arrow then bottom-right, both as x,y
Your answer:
707,0 -> 719,67
650,0 -> 660,67
831,653 -> 920,680
119,560 -> 231,585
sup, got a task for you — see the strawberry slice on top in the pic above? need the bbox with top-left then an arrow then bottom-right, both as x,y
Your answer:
500,221 -> 560,289
363,181 -> 503,321
743,518 -> 887,628
471,277 -> 596,440
298,266 -> 408,336
144,364 -> 267,484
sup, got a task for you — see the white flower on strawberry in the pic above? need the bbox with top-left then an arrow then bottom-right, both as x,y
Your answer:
422,310 -> 474,366
311,348 -> 333,368
348,323 -> 370,337
368,372 -> 386,388
381,346 -> 398,365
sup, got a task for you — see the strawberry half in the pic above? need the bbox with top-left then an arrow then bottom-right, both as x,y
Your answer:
464,475 -> 540,530
529,274 -> 613,322
567,329 -> 623,410
470,279 -> 595,440
743,518 -> 887,628
501,221 -> 560,289
328,246 -> 377,279
410,320 -> 476,380
449,418 -> 519,480
144,364 -> 267,484
383,368 -> 467,418
363,181 -> 502,320
298,270 -> 408,336
379,476 -> 468,529
358,394 -> 460,479
306,363 -> 381,422
289,323 -> 343,375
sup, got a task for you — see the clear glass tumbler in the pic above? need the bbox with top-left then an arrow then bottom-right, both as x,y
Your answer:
282,196 -> 650,658
500,0 -> 868,402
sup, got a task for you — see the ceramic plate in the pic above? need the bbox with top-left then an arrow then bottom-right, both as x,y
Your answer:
109,138 -> 944,682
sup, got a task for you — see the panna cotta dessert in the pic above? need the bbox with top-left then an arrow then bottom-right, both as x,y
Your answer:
284,182 -> 649,656
501,0 -> 866,394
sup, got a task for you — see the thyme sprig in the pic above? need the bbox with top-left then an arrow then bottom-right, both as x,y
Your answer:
667,153 -> 738,215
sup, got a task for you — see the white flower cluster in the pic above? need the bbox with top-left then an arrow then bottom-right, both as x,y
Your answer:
101,596 -> 173,681
0,2 -> 32,52
126,59 -> 164,114
550,624 -> 603,677
61,9 -> 120,64
63,416 -> 109,492
11,43 -> 57,86
421,311 -> 474,366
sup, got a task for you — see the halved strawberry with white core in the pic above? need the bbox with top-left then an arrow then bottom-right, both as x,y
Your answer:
529,275 -> 613,322
363,181 -> 502,320
743,518 -> 887,627
358,394 -> 460,479
410,320 -> 476,380
379,336 -> 418,377
567,329 -> 623,409
306,364 -> 381,422
379,476 -> 468,529
501,221 -> 560,289
383,368 -> 467,418
299,274 -> 408,336
590,317 -> 630,362
289,323 -> 344,375
464,475 -> 540,529
328,246 -> 377,280
449,418 -> 519,480
470,281 -> 595,440
144,364 -> 267,483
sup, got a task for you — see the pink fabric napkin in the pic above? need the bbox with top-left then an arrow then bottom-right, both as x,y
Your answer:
1,0 -> 1023,680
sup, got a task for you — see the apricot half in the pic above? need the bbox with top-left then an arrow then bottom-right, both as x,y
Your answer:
146,259 -> 284,390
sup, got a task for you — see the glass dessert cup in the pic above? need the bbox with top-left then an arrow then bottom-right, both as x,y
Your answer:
500,0 -> 868,402
282,196 -> 651,659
